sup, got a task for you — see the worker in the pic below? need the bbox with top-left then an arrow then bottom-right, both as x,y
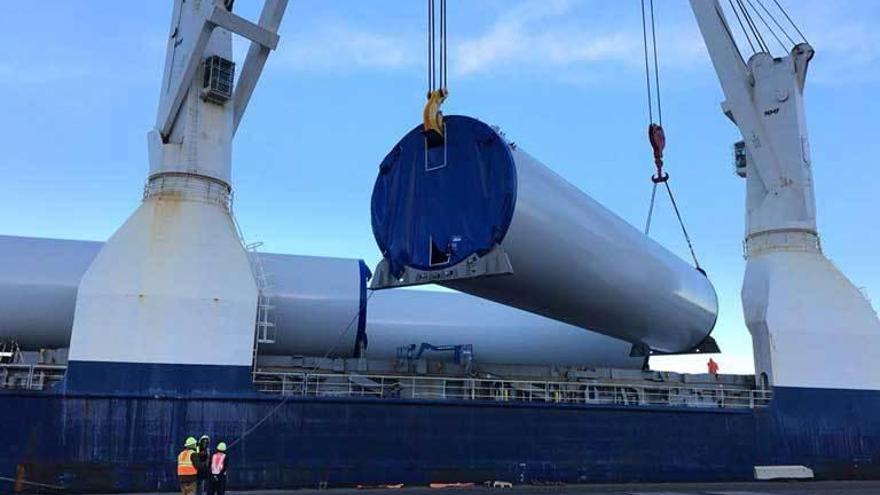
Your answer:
196,435 -> 211,495
208,442 -> 229,495
707,358 -> 720,378
177,437 -> 200,495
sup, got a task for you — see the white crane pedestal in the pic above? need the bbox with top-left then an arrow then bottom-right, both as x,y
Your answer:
744,247 -> 880,391
66,0 -> 286,394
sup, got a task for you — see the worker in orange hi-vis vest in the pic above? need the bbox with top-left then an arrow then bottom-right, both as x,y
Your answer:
177,437 -> 201,495
208,442 -> 229,495
707,358 -> 720,378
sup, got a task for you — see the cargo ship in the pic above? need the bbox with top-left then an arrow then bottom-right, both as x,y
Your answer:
2,0 -> 879,492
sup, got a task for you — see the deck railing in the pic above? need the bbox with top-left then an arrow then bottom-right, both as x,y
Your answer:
0,364 -> 773,409
0,364 -> 66,391
252,370 -> 773,409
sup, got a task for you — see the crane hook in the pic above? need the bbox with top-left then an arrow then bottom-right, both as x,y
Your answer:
423,88 -> 448,147
648,123 -> 668,183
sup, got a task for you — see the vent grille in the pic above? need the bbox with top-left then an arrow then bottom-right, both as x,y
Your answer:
202,55 -> 235,104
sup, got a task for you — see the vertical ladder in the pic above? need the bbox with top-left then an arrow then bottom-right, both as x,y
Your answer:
248,241 -> 277,345
229,206 -> 276,377
0,341 -> 20,364
246,241 -> 276,380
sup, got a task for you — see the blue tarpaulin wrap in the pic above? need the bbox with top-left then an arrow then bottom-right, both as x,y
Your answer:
354,259 -> 371,357
371,115 -> 517,278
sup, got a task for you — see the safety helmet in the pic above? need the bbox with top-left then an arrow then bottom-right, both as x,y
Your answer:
184,437 -> 198,448
217,442 -> 227,452
199,434 -> 210,442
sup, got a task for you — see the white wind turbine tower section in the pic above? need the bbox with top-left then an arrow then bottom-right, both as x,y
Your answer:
68,1 -> 288,370
690,0 -> 880,390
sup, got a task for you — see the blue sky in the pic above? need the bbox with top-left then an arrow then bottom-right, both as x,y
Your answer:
2,1 -> 879,373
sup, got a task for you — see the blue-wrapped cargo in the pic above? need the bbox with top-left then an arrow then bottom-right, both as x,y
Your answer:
371,115 -> 718,353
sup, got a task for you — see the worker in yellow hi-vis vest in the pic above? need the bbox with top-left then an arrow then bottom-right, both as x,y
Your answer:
177,437 -> 201,495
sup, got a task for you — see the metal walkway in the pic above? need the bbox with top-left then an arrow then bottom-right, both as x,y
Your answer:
0,362 -> 772,409
252,370 -> 772,409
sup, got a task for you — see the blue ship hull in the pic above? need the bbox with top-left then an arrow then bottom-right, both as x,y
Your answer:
2,363 -> 879,492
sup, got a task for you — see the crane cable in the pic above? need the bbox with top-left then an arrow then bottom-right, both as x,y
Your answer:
227,290 -> 376,450
640,0 -> 703,273
423,0 -> 448,145
725,0 -> 808,57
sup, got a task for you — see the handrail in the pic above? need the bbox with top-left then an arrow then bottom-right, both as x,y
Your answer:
252,370 -> 773,409
0,363 -> 67,391
0,363 -> 773,408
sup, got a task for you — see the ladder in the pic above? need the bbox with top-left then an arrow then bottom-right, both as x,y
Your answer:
247,241 -> 277,345
230,202 -> 275,379
0,341 -> 20,364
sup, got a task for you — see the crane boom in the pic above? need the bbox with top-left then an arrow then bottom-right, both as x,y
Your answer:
689,0 -> 880,391
690,0 -> 816,246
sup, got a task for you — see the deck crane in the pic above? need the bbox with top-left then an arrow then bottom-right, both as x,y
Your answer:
689,0 -> 880,390
67,0 -> 289,385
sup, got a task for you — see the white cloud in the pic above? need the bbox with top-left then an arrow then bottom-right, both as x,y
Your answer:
454,0 -> 639,76
272,1 -> 705,81
269,0 -> 880,86
800,8 -> 880,84
277,23 -> 420,72
451,0 -> 710,80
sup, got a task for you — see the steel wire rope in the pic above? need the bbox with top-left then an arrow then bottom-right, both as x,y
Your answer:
639,0 -> 655,124
644,181 -> 659,235
753,0 -> 797,46
427,0 -> 447,93
726,0 -> 757,54
0,476 -> 65,491
441,0 -> 447,91
638,0 -> 704,271
735,0 -> 769,53
641,0 -> 662,235
734,0 -> 766,52
664,182 -> 702,272
428,0 -> 435,92
649,0 -> 662,126
228,289 -> 376,449
771,0 -> 808,44
745,0 -> 787,52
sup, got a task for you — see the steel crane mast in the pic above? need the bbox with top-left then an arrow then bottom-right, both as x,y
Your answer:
689,0 -> 880,390
67,1 -> 288,383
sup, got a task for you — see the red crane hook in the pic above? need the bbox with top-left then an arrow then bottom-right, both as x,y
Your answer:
648,123 -> 668,183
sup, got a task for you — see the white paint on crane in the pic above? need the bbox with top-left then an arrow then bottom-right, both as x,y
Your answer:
68,0 -> 288,368
69,199 -> 258,366
691,0 -> 880,390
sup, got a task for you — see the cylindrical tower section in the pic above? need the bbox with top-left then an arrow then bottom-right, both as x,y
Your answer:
0,236 -> 641,368
257,253 -> 369,358
366,289 -> 643,368
370,116 -> 718,353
